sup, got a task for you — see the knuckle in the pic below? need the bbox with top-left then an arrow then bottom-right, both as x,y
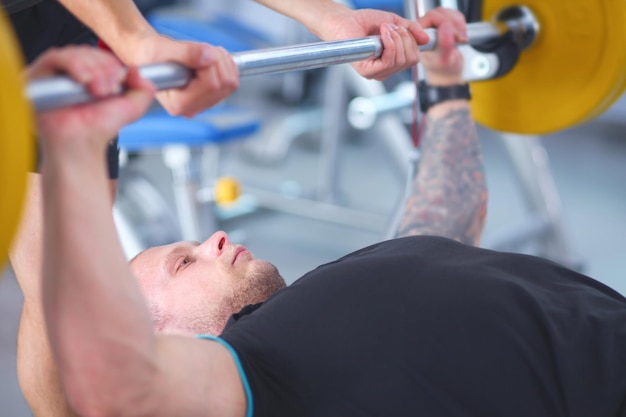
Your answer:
204,76 -> 220,91
226,78 -> 239,91
166,100 -> 184,117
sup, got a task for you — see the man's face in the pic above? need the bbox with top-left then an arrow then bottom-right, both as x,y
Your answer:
130,231 -> 286,336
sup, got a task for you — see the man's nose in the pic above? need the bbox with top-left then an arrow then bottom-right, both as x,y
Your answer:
199,231 -> 230,258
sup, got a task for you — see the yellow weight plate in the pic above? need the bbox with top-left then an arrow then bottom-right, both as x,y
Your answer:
214,177 -> 240,205
471,0 -> 626,134
0,10 -> 33,269
582,79 -> 626,123
581,16 -> 626,124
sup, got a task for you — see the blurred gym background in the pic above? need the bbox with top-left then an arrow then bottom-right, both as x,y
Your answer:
1,0 -> 625,414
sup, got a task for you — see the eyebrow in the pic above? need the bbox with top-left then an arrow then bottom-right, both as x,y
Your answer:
129,249 -> 148,265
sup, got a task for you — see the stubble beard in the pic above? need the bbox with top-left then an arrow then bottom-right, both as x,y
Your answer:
166,261 -> 286,336
211,261 -> 286,334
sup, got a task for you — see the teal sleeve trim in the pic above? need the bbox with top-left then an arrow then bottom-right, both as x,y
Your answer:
196,334 -> 253,417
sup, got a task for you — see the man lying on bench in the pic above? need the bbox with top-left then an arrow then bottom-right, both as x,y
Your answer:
11,8 -> 626,417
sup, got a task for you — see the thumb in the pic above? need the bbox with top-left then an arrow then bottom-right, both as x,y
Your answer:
94,66 -> 155,128
406,21 -> 430,46
120,67 -> 157,122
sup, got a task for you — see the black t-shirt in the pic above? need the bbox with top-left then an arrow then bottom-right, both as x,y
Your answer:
2,0 -> 42,14
5,0 -> 94,64
220,236 -> 626,417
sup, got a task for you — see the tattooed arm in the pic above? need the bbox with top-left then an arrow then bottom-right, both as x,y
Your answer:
396,9 -> 487,246
396,104 -> 487,245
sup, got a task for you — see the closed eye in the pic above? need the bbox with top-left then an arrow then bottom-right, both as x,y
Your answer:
176,257 -> 192,272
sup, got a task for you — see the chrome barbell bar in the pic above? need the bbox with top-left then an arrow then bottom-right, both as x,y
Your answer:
27,6 -> 537,112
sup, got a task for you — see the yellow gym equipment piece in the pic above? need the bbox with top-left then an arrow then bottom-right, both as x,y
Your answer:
471,0 -> 626,134
0,10 -> 33,270
215,177 -> 241,206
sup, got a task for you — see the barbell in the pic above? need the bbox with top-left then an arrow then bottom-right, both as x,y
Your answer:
28,18 -> 508,111
2,0 -> 626,268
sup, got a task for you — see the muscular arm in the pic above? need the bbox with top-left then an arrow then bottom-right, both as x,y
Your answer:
256,0 -> 428,79
58,0 -> 338,56
57,0 -> 340,62
9,50 -> 122,416
9,173 -> 116,417
40,118 -> 245,417
395,8 -> 486,246
397,100 -> 487,245
255,0 -> 348,38
31,55 -> 244,417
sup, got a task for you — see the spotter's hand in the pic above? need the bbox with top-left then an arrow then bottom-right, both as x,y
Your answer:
122,34 -> 239,118
317,8 -> 429,80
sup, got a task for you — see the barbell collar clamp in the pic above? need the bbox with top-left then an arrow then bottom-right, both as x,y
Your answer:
495,5 -> 540,51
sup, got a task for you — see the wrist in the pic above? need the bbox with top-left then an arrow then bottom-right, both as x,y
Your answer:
296,1 -> 351,40
105,25 -> 158,66
41,143 -> 107,180
424,73 -> 465,86
418,81 -> 471,114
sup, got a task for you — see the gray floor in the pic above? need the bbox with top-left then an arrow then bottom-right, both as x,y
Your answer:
2,74 -> 626,416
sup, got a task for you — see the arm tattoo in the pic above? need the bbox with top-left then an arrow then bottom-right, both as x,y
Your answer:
397,107 -> 487,246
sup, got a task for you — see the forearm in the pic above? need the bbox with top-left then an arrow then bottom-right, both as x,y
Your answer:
254,0 -> 351,39
397,100 -> 487,245
41,149 -> 156,416
56,0 -> 155,64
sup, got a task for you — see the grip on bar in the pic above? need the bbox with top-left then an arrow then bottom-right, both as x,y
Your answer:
27,21 -> 512,112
